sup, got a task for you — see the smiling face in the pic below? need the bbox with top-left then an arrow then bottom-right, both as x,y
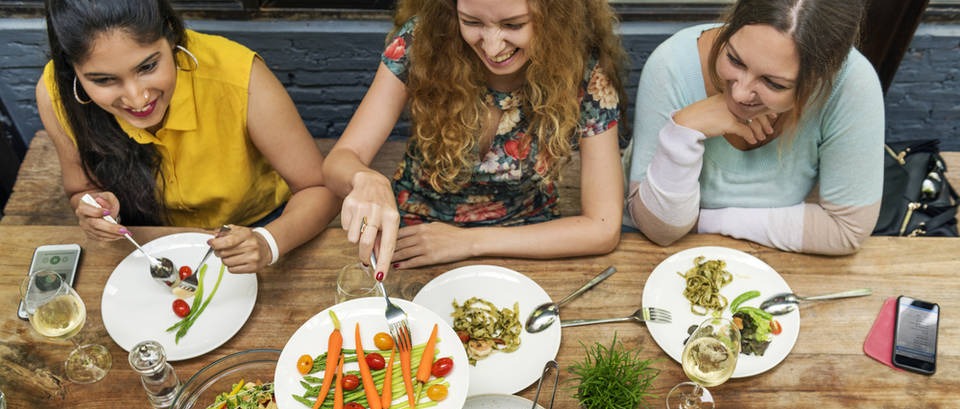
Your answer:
715,24 -> 799,121
456,0 -> 533,89
73,29 -> 177,131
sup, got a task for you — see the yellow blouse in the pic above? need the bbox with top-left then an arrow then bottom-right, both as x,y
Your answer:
43,30 -> 290,228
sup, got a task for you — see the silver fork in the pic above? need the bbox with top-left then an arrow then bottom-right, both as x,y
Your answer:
559,307 -> 672,327
370,253 -> 413,356
176,225 -> 231,294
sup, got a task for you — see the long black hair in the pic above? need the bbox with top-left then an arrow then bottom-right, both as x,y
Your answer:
45,0 -> 187,225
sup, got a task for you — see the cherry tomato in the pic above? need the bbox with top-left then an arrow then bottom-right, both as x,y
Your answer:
344,402 -> 364,409
178,265 -> 192,280
172,299 -> 190,318
365,352 -> 386,370
430,357 -> 454,378
426,384 -> 448,401
296,354 -> 313,375
373,332 -> 394,351
456,330 -> 470,343
341,374 -> 360,391
770,319 -> 783,335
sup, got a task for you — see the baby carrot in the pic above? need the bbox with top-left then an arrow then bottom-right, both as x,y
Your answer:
355,323 -> 384,409
413,324 -> 439,404
333,353 -> 344,409
312,311 -> 343,409
381,348 -> 396,408
400,347 -> 416,408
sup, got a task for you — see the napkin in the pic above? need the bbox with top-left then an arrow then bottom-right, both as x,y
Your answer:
862,297 -> 902,371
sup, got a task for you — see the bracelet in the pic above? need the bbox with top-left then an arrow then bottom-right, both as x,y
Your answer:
252,227 -> 279,265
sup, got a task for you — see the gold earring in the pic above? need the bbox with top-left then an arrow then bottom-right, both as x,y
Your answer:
73,76 -> 92,105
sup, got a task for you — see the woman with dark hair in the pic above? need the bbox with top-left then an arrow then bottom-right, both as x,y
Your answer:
324,0 -> 627,274
625,0 -> 884,255
37,0 -> 339,273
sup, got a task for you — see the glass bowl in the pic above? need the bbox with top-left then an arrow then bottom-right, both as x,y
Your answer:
171,349 -> 280,409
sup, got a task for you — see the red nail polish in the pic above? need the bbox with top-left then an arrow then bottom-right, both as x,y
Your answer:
392,263 -> 400,268
375,271 -> 384,281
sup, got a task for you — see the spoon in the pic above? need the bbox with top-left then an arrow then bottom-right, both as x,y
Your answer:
760,288 -> 872,315
80,194 -> 178,287
525,266 -> 617,333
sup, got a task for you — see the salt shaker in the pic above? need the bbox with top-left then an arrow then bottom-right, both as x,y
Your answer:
129,340 -> 180,409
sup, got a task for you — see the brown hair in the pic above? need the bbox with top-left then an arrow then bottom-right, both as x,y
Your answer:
708,0 -> 864,130
391,0 -> 626,192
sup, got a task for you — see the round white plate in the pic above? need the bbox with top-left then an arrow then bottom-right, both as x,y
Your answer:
412,265 -> 562,396
275,298 -> 469,409
642,246 -> 800,378
464,394 -> 545,409
101,232 -> 258,361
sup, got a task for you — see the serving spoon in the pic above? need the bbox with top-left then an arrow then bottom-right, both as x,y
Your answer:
760,288 -> 872,315
525,266 -> 617,333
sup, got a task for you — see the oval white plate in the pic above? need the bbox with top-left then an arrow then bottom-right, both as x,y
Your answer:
642,246 -> 800,378
412,265 -> 562,396
275,298 -> 469,409
100,232 -> 258,361
464,394 -> 545,409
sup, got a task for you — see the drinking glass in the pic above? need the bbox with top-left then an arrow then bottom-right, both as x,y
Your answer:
19,270 -> 112,383
666,317 -> 741,409
335,262 -> 381,304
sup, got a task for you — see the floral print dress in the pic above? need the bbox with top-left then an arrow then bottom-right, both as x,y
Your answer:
382,20 -> 620,227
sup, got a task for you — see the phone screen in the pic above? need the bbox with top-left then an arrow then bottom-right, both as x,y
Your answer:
32,249 -> 81,282
893,296 -> 939,374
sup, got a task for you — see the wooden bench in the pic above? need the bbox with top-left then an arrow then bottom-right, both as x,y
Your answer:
0,131 -> 584,226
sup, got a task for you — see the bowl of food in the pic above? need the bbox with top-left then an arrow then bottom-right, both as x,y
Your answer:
172,349 -> 279,409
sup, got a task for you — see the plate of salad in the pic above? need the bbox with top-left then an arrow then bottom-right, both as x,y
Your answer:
101,232 -> 258,361
274,297 -> 469,409
641,246 -> 800,378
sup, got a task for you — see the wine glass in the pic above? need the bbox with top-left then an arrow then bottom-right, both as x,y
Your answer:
666,317 -> 741,409
19,270 -> 112,383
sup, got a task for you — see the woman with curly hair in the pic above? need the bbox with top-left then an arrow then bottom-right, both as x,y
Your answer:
624,0 -> 884,255
324,0 -> 627,273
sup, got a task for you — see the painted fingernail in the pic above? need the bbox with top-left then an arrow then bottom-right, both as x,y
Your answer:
119,227 -> 130,235
102,209 -> 111,216
361,262 -> 369,268
375,271 -> 384,281
393,263 -> 400,268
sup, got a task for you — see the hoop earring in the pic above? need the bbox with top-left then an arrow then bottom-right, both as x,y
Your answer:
73,76 -> 92,105
175,45 -> 199,71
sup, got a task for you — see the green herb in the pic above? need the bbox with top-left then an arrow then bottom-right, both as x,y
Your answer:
568,334 -> 660,409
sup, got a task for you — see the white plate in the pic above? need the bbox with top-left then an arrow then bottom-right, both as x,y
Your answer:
464,394 -> 545,409
412,265 -> 562,396
275,298 -> 469,409
642,246 -> 800,378
101,232 -> 258,361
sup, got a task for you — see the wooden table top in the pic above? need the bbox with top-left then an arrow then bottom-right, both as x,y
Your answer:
1,225 -> 957,408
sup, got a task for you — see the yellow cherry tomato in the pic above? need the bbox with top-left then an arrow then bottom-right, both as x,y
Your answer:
426,384 -> 448,401
296,354 -> 313,375
373,332 -> 394,351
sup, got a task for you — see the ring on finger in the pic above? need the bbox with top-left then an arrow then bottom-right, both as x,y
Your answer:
360,216 -> 367,234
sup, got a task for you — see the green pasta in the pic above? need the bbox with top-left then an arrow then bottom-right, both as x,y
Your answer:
677,256 -> 733,315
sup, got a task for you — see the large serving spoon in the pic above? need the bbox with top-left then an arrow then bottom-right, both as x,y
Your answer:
759,288 -> 872,315
80,194 -> 177,287
525,266 -> 617,333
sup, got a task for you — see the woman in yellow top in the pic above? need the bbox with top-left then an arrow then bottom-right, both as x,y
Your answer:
36,0 -> 339,273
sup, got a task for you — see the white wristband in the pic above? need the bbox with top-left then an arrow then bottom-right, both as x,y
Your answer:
252,227 -> 279,265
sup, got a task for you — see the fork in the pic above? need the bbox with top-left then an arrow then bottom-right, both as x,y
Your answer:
559,307 -> 672,327
370,253 -> 412,354
176,225 -> 231,295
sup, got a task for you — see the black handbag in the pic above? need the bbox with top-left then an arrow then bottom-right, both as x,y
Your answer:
873,139 -> 959,237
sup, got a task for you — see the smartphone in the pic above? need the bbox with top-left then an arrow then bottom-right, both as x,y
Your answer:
892,295 -> 939,375
17,244 -> 82,320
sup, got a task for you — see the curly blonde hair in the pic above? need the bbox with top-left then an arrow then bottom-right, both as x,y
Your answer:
391,0 -> 626,192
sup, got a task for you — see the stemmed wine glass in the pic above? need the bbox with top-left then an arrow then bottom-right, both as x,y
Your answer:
666,317 -> 741,409
20,270 -> 112,383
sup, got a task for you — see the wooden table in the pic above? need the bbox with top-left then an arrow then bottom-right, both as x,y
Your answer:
1,226 -> 957,408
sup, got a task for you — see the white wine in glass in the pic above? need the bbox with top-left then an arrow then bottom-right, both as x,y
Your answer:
20,270 -> 112,384
667,317 -> 741,409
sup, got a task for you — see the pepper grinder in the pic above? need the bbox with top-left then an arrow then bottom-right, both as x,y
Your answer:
128,340 -> 180,409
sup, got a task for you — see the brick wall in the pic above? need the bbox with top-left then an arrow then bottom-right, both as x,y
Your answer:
0,18 -> 957,152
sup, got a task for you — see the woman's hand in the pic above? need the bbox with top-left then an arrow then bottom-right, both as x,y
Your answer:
673,94 -> 777,145
208,226 -> 270,274
392,222 -> 471,269
341,170 -> 400,277
75,191 -> 128,240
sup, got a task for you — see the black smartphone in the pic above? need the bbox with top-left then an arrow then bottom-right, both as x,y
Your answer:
17,244 -> 82,320
892,295 -> 939,375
